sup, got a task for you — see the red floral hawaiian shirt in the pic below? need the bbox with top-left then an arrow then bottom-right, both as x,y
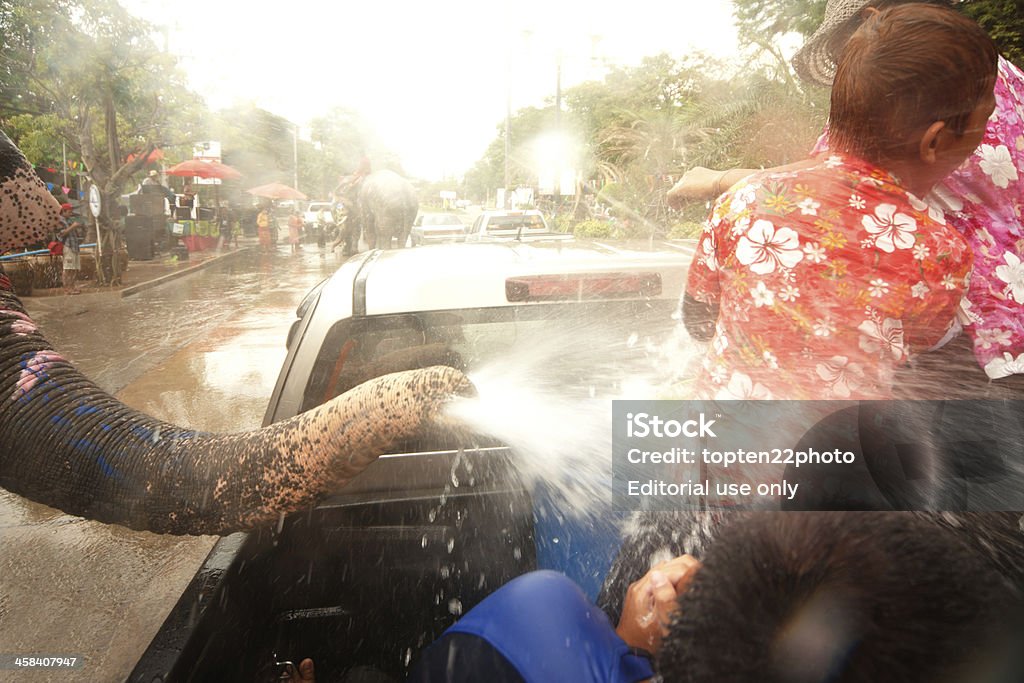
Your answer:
814,57 -> 1024,379
686,153 -> 973,400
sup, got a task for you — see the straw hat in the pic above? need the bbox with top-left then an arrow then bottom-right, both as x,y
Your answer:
791,0 -> 874,87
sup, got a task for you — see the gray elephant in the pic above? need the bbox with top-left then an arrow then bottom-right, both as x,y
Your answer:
0,130 -> 473,535
341,170 -> 418,251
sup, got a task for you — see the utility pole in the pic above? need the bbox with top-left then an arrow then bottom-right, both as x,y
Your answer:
293,124 -> 299,191
504,63 -> 511,209
554,50 -> 562,202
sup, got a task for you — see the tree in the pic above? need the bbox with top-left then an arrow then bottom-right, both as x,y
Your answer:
732,0 -> 826,48
0,0 -> 199,280
307,107 -> 400,198
959,0 -> 1024,65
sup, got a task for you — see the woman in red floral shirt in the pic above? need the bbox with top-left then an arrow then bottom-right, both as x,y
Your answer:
684,4 -> 997,400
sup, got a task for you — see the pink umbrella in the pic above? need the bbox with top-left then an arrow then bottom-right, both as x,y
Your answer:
166,159 -> 243,180
246,182 -> 308,200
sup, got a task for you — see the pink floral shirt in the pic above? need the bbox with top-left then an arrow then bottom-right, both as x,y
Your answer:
814,57 -> 1024,379
686,154 -> 972,400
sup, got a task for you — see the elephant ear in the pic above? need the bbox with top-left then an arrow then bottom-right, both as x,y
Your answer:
0,129 -> 62,253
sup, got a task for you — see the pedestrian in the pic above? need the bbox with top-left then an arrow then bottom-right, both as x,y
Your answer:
668,0 -> 1024,396
141,169 -> 177,207
684,4 -> 993,402
288,210 -> 303,254
57,203 -> 83,294
257,205 -> 273,253
218,204 -> 236,250
316,207 -> 328,250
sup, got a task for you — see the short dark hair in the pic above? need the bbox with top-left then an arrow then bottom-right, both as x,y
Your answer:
657,512 -> 1023,683
828,4 -> 998,164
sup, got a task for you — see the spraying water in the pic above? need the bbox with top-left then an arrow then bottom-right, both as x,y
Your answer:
446,306 -> 705,516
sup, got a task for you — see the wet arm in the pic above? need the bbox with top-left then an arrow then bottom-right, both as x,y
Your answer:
667,160 -> 818,208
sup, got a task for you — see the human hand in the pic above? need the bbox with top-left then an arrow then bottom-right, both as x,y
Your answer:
286,657 -> 315,682
666,167 -> 726,208
615,554 -> 701,653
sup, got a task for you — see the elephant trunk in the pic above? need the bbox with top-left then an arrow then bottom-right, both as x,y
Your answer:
0,285 -> 475,535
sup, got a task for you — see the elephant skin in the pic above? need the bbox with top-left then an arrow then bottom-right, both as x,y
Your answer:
346,170 -> 418,250
0,130 -> 474,535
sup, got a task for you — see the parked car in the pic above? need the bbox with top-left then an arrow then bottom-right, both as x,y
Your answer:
303,201 -> 336,230
130,240 -> 695,682
464,209 -> 571,243
409,212 -> 467,245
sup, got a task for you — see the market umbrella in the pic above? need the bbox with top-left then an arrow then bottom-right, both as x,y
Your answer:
126,148 -> 165,164
246,182 -> 307,201
165,159 -> 242,180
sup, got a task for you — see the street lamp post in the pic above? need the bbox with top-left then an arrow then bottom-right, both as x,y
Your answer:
504,49 -> 512,209
293,124 -> 299,192
553,50 -> 562,202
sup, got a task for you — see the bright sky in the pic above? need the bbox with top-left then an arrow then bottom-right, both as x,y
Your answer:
120,0 -> 744,181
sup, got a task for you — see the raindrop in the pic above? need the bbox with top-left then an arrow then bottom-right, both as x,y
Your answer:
428,509 -> 437,523
448,598 -> 463,616
451,471 -> 459,488
421,535 -> 428,549
440,566 -> 450,579
552,537 -> 560,544
405,649 -> 412,666
513,547 -> 522,560
447,538 -> 455,554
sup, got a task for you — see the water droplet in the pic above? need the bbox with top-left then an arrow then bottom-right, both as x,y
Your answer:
447,538 -> 455,553
428,509 -> 437,522
405,649 -> 412,666
448,598 -> 463,615
421,535 -> 428,549
513,547 -> 522,560
440,566 -> 450,579
552,537 -> 559,544
451,471 -> 459,487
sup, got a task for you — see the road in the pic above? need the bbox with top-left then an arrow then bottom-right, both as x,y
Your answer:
0,245 -> 343,682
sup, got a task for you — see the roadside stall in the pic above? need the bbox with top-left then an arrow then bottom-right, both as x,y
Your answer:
166,159 -> 242,253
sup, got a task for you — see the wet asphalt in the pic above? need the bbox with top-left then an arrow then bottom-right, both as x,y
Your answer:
0,242 -> 345,682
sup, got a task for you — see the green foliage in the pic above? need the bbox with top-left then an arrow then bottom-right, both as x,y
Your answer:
668,221 -> 705,239
571,219 -> 617,238
467,45 -> 828,236
732,0 -> 827,48
958,0 -> 1024,66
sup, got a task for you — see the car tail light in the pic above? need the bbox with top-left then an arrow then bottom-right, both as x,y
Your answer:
505,272 -> 662,301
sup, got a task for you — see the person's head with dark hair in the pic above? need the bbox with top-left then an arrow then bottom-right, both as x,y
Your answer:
827,4 -> 997,194
657,512 -> 1022,683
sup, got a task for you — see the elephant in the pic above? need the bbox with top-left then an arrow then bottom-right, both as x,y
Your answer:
340,169 -> 418,251
0,130 -> 474,535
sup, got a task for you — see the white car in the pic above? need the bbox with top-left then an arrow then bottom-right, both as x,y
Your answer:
410,212 -> 467,245
464,209 -> 570,243
273,240 -> 692,419
303,201 -> 337,229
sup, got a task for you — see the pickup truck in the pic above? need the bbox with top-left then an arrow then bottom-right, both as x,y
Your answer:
129,240 -> 696,682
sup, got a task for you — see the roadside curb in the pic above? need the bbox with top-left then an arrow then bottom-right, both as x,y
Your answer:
120,247 -> 254,298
